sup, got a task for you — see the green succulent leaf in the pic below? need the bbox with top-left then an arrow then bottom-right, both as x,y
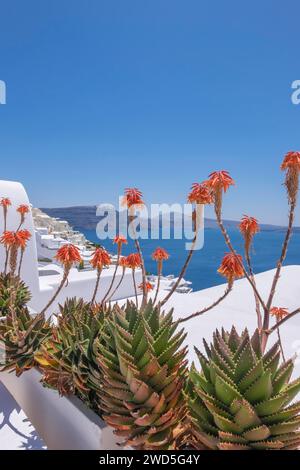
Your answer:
244,371 -> 273,403
187,327 -> 300,451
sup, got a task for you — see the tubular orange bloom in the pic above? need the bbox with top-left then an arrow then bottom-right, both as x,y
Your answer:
90,248 -> 111,270
15,229 -> 32,249
0,197 -> 11,207
126,253 -> 142,269
55,244 -> 82,269
239,215 -> 260,237
0,230 -> 32,249
113,234 -> 128,247
17,204 -> 30,215
138,281 -> 153,292
281,151 -> 300,203
0,231 -> 17,247
281,151 -> 300,171
217,252 -> 244,282
119,256 -> 128,268
152,247 -> 169,261
122,188 -> 144,209
270,307 -> 289,321
207,171 -> 235,193
188,182 -> 213,205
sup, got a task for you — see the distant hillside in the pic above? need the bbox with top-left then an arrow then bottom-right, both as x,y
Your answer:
41,206 -> 298,233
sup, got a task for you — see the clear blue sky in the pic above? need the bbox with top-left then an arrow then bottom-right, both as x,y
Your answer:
0,0 -> 300,224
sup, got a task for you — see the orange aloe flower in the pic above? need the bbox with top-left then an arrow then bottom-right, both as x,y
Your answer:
0,197 -> 11,208
17,204 -> 30,215
188,182 -> 213,205
217,252 -> 244,282
207,170 -> 235,193
122,188 -> 144,209
0,230 -> 31,275
119,256 -> 128,268
1,198 -> 12,232
55,244 -> 82,270
152,247 -> 169,262
15,229 -> 32,249
0,231 -> 16,247
152,247 -> 169,274
207,171 -> 234,218
138,281 -> 153,292
113,234 -> 128,253
270,307 -> 289,322
16,230 -> 32,276
126,253 -> 142,269
239,215 -> 259,253
239,215 -> 259,237
17,204 -> 30,226
90,248 -> 111,270
281,151 -> 300,203
0,230 -> 31,249
281,151 -> 300,171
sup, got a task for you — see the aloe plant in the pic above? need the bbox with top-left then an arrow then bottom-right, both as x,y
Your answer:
0,308 -> 51,376
96,300 -> 188,450
186,327 -> 300,450
35,298 -> 105,407
0,273 -> 31,317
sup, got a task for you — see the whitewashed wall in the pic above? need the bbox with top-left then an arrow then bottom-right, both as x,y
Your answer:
0,180 -> 40,296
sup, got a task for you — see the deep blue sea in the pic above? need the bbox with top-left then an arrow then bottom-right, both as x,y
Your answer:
81,228 -> 300,291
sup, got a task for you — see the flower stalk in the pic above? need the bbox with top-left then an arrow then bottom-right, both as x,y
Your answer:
239,215 -> 262,329
126,253 -> 142,307
106,257 -> 128,301
152,247 -> 169,305
122,188 -> 148,305
40,244 -> 82,316
266,306 -> 300,334
215,202 -> 267,314
160,192 -> 208,307
1,198 -> 11,274
40,269 -> 70,316
91,267 -> 103,304
89,248 -> 111,304
177,280 -> 233,324
262,152 -> 300,349
100,236 -> 127,304
16,205 -> 30,231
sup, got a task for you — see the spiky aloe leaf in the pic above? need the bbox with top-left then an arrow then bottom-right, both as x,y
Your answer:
215,375 -> 242,406
0,274 -> 31,317
251,440 -> 284,449
242,425 -> 270,441
232,399 -> 260,430
283,377 -> 300,405
36,298 -> 105,408
0,307 -> 51,376
263,402 -> 300,425
186,327 -> 300,450
238,359 -> 264,392
244,371 -> 273,403
97,300 -> 187,450
272,358 -> 295,395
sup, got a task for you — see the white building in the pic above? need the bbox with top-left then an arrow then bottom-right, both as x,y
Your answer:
32,207 -> 90,266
